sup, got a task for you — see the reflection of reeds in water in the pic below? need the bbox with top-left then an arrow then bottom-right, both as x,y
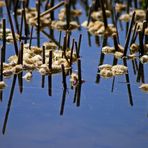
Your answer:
96,37 -> 107,83
48,50 -> 52,96
60,88 -> 67,115
5,0 -> 18,55
36,0 -> 40,47
2,74 -> 17,134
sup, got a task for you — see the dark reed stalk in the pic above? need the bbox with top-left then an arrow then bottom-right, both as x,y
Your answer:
146,0 -> 148,9
23,1 -> 29,39
48,74 -> 52,96
123,11 -> 136,56
13,0 -> 19,34
29,26 -> 34,49
77,59 -> 82,84
100,0 -> 108,28
60,88 -> 67,115
61,64 -> 67,89
37,0 -> 40,47
138,21 -> 147,56
19,42 -> 24,65
50,0 -> 54,21
62,36 -> 67,57
111,77 -> 115,92
0,91 -> 3,102
70,38 -> 75,66
75,41 -> 79,58
111,33 -> 119,92
77,34 -> 82,56
146,9 -> 148,23
41,75 -> 45,88
126,1 -> 130,36
113,33 -> 119,51
45,0 -> 49,10
18,42 -> 24,93
96,37 -> 107,83
42,46 -> 45,64
58,31 -> 62,50
65,0 -> 71,29
76,84 -> 81,107
66,31 -> 71,49
18,72 -> 23,93
87,32 -> 91,47
62,36 -> 69,64
26,0 -> 30,7
2,19 -> 6,62
130,22 -> 138,45
132,59 -> 137,75
34,1 -> 65,20
87,1 -> 95,26
139,31 -> 144,56
73,86 -> 78,103
94,0 -> 100,10
136,62 -> 144,83
14,0 -> 19,15
48,50 -> 52,96
19,9 -> 24,41
145,9 -> 148,44
123,59 -> 133,106
112,34 -> 119,65
5,0 -> 18,55
113,7 -> 120,42
49,50 -> 52,70
41,46 -> 45,89
134,0 -> 137,8
95,36 -> 100,46
2,75 -> 17,135
0,47 -> 4,81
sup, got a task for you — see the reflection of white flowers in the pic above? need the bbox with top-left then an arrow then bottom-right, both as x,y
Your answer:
140,55 -> 148,64
139,84 -> 148,93
23,72 -> 32,81
0,81 -> 7,90
99,64 -> 128,78
112,65 -> 128,76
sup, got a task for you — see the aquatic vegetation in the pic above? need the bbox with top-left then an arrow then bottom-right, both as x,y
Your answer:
0,28 -> 19,43
99,64 -> 128,78
102,46 -> 115,54
100,69 -> 113,78
112,65 -> 128,76
140,55 -> 148,64
139,84 -> 148,93
130,43 -> 139,54
119,13 -> 131,22
98,64 -> 112,71
0,81 -> 6,90
23,72 -> 32,81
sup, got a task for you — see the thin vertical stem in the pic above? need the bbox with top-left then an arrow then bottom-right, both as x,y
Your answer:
61,64 -> 67,89
5,0 -> 18,55
2,19 -> 6,62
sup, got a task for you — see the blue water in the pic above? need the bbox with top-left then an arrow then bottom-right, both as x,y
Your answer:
0,1 -> 148,148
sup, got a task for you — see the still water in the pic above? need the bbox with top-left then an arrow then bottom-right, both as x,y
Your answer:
0,1 -> 148,148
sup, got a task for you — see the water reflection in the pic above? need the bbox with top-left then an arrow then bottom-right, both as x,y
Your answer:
0,2 -> 148,148
2,74 -> 17,135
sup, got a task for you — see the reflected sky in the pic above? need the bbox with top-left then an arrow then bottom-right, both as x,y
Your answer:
0,0 -> 148,148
